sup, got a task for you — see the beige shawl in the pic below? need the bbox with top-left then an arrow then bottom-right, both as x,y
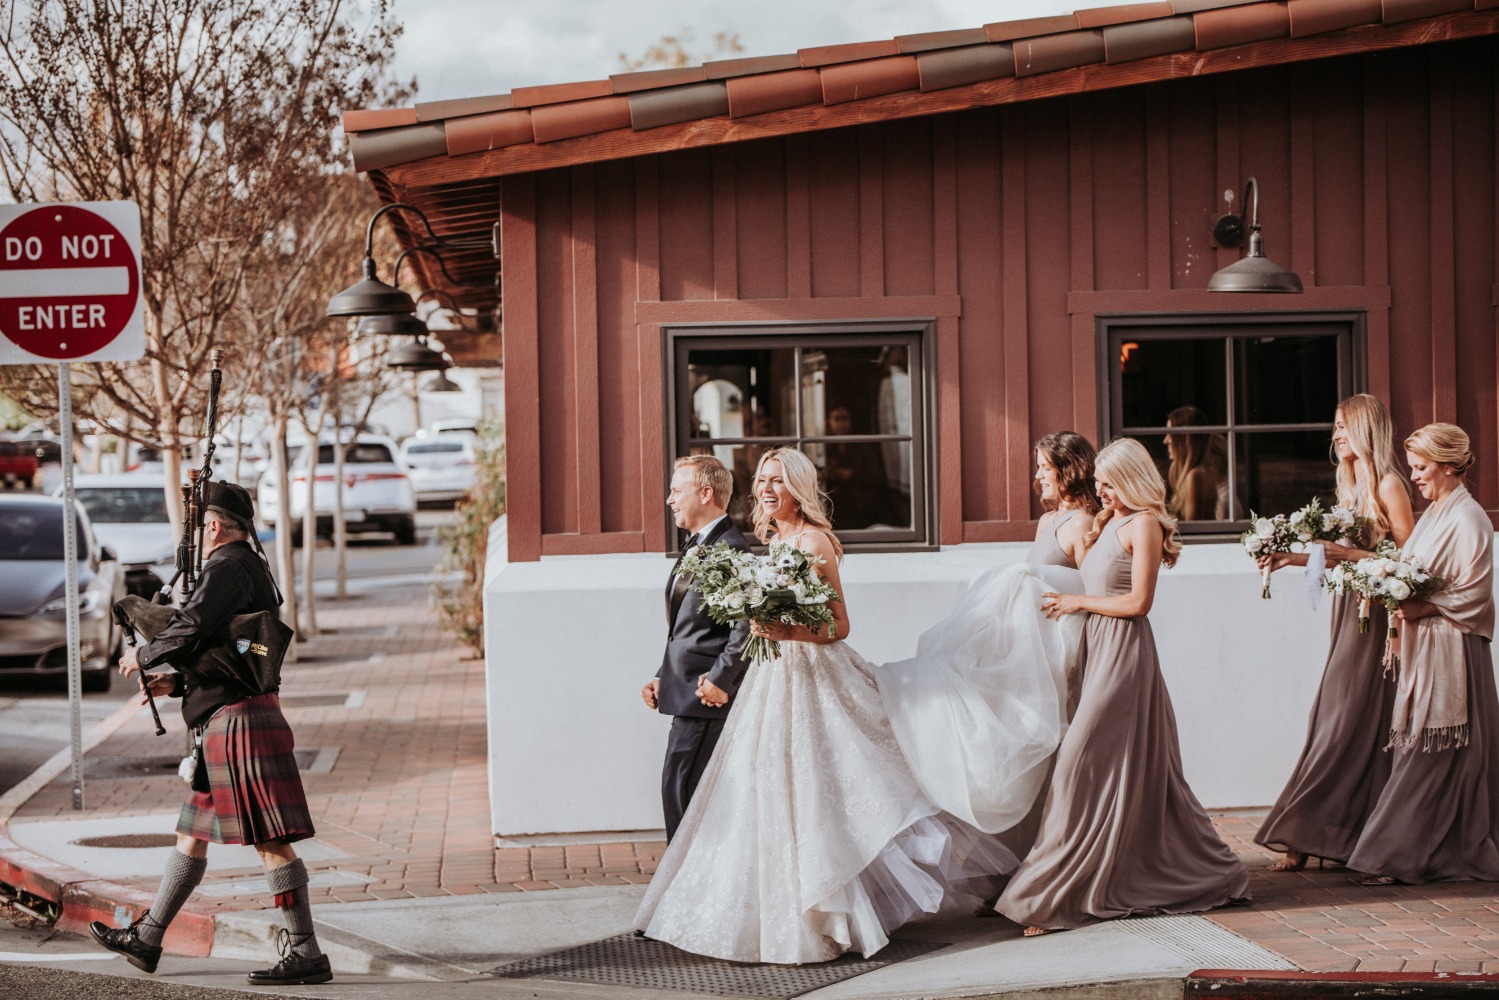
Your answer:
1391,484 -> 1495,752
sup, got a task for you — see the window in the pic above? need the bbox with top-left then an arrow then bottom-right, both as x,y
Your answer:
1099,314 -> 1361,534
670,324 -> 932,548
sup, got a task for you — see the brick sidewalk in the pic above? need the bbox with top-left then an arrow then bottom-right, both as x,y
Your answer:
11,583 -> 1499,975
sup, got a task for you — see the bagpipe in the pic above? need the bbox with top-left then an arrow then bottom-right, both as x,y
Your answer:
111,349 -> 292,732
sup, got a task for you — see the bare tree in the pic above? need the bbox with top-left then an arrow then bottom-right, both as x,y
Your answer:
0,0 -> 410,530
618,28 -> 744,72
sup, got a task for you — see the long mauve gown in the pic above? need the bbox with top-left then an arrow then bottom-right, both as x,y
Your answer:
996,513 -> 1250,930
1255,593 -> 1396,863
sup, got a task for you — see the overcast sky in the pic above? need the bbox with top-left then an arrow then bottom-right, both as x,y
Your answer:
388,1 -> 1100,103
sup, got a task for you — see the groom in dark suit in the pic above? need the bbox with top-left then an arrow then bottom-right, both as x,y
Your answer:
641,455 -> 752,841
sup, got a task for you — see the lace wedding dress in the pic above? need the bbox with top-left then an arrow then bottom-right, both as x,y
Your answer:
634,551 -> 1084,964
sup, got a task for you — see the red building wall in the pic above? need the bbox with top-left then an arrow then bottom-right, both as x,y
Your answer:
499,36 -> 1498,562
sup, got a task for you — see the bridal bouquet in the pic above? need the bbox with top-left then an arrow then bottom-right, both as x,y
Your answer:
1323,540 -> 1444,636
680,539 -> 841,664
1241,498 -> 1366,599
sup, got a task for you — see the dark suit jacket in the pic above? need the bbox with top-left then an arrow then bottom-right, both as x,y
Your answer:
656,517 -> 752,719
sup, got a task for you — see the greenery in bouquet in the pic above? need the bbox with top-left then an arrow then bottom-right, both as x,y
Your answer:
681,539 -> 841,663
1323,540 -> 1444,636
1241,498 -> 1367,599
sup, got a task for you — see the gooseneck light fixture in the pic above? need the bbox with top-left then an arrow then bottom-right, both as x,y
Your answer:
327,203 -> 498,318
386,336 -> 451,373
1208,178 -> 1303,293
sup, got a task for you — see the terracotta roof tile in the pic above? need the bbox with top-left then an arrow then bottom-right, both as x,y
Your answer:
916,43 -> 1018,91
444,110 -> 534,156
1172,0 -> 1263,11
1288,0 -> 1383,36
1381,0 -> 1471,21
798,39 -> 901,67
725,69 -> 824,118
1104,15 -> 1199,61
414,95 -> 513,123
343,108 -> 418,132
1194,1 -> 1292,48
703,53 -> 803,79
895,27 -> 991,53
984,14 -> 1080,41
820,55 -> 920,105
530,95 -> 632,143
511,79 -> 613,109
629,82 -> 730,129
348,122 -> 447,173
609,65 -> 707,94
1014,28 -> 1108,76
1076,2 -> 1179,27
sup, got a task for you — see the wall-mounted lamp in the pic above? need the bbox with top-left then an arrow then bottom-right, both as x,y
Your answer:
386,336 -> 451,372
1208,178 -> 1303,293
327,203 -> 498,318
421,372 -> 462,393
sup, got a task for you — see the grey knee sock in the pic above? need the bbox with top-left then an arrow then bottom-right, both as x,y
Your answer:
265,857 -> 321,958
139,850 -> 207,947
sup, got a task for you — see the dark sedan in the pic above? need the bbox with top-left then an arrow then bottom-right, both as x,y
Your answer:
0,495 -> 124,691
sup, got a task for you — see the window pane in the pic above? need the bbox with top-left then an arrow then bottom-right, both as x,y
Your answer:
1235,431 -> 1335,518
806,442 -> 913,531
1234,336 -> 1340,425
688,349 -> 795,440
1120,338 -> 1227,428
1146,431 -> 1233,521
799,346 -> 911,439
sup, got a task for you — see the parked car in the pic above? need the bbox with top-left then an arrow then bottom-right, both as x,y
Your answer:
0,440 -> 39,489
0,495 -> 124,691
398,435 -> 478,505
258,436 -> 416,546
65,473 -> 177,600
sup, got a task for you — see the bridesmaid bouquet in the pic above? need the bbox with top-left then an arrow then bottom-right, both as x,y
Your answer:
1240,499 -> 1365,599
1323,540 -> 1444,636
680,540 -> 841,663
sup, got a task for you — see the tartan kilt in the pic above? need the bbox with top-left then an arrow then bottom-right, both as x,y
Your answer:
176,693 -> 314,846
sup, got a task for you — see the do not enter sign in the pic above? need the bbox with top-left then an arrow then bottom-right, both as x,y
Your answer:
0,202 -> 144,364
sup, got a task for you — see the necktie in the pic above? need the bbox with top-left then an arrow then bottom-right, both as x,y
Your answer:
685,532 -> 700,549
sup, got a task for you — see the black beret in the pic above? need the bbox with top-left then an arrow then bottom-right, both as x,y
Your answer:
203,479 -> 255,528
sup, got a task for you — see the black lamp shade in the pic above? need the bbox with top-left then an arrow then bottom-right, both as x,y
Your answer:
387,339 -> 450,372
421,372 -> 461,392
327,257 -> 417,317
358,313 -> 429,337
1207,231 -> 1303,293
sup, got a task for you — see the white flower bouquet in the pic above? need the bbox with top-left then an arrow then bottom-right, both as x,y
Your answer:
680,539 -> 841,663
1323,540 -> 1444,636
1241,498 -> 1366,599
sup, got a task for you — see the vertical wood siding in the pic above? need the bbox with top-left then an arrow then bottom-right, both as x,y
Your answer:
500,37 -> 1499,561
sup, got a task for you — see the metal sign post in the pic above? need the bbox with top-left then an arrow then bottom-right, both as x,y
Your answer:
0,201 -> 144,811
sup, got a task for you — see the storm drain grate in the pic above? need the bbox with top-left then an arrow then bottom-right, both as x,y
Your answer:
489,933 -> 948,998
71,833 -> 178,849
85,748 -> 326,779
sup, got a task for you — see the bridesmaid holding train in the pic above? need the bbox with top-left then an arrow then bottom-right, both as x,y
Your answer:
996,438 -> 1249,934
1254,394 -> 1415,871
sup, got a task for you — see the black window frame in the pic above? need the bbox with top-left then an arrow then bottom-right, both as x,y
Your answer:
1096,311 -> 1365,537
666,321 -> 937,552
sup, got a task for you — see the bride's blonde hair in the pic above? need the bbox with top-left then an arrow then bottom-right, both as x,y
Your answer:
1084,438 -> 1181,568
751,448 -> 843,560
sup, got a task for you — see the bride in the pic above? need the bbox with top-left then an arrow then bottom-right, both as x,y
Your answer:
634,447 -> 1085,964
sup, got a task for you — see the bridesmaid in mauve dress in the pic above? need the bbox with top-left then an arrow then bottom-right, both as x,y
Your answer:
1254,394 -> 1414,871
997,438 -> 1249,934
1347,423 -> 1499,885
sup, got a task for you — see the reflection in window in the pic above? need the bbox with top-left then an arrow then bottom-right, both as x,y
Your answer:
1105,317 -> 1357,533
675,330 -> 927,546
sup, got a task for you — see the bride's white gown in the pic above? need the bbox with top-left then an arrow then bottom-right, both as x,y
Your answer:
634,559 -> 1084,965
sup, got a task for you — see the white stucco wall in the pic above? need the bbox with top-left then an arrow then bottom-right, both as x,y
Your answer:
481,525 -> 1497,837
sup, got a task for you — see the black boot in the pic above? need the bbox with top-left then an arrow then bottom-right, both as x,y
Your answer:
246,928 -> 333,986
88,915 -> 164,974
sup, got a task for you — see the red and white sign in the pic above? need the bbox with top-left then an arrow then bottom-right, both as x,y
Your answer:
0,202 -> 144,364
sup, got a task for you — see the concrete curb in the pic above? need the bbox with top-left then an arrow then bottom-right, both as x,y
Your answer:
0,697 -> 217,957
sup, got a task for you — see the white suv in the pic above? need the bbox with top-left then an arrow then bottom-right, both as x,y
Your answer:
258,436 -> 417,546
